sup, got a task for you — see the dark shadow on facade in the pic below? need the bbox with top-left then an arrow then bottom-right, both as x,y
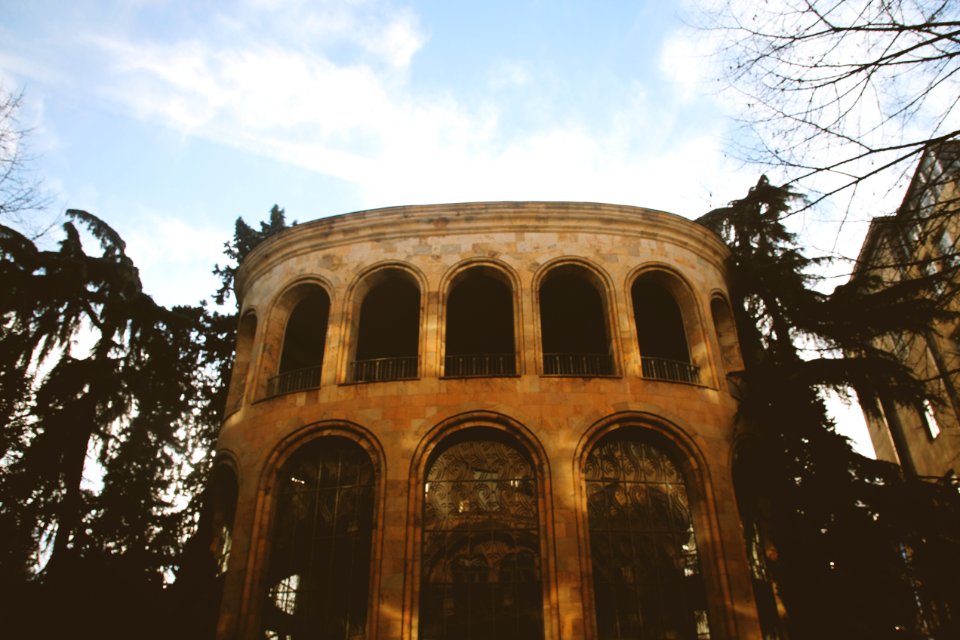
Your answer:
353,270 -> 420,382
270,287 -> 329,395
539,264 -> 614,376
444,266 -> 516,377
632,276 -> 698,384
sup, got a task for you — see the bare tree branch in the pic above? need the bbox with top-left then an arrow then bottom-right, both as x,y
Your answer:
703,0 -> 960,220
0,87 -> 52,238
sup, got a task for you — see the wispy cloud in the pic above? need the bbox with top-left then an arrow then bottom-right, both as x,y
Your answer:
6,0 -> 755,219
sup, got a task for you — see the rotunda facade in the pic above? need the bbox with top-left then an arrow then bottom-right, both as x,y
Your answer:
212,201 -> 762,640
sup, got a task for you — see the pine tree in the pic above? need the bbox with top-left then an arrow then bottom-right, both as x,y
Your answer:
0,204 -> 292,637
700,177 -> 960,639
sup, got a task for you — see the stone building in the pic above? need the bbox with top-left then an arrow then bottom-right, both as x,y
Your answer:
211,201 -> 768,639
853,144 -> 960,479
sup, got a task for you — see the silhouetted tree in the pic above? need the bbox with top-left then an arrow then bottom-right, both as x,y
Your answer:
165,204 -> 292,639
700,176 -> 960,639
0,211 -> 204,636
213,204 -> 292,306
0,203 -> 291,638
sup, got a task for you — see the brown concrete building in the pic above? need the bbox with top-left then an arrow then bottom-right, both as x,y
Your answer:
211,201 -> 767,639
854,144 -> 960,478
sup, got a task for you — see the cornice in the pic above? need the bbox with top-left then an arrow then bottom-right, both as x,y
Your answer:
235,201 -> 730,298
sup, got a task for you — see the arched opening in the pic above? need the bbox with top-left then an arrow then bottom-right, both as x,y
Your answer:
210,464 -> 239,577
710,296 -> 743,374
632,274 -> 699,384
539,265 -> 614,376
352,269 -> 420,382
419,429 -> 544,640
269,288 -> 330,395
260,438 -> 376,640
585,431 -> 710,639
185,464 -> 240,639
444,267 -> 516,377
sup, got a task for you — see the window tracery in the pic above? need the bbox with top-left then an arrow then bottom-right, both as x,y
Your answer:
261,438 -> 375,640
585,433 -> 710,639
420,435 -> 544,640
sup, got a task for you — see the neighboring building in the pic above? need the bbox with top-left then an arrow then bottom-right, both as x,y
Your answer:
853,143 -> 960,478
211,201 -> 768,639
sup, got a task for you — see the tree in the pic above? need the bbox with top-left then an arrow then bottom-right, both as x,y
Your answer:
213,204 -> 292,306
0,88 -> 51,235
0,204 -> 292,638
703,0 -> 960,224
0,211 -> 205,636
700,176 -> 960,639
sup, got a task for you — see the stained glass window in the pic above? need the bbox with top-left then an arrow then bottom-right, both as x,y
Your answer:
585,433 -> 710,640
260,438 -> 375,640
420,434 -> 544,640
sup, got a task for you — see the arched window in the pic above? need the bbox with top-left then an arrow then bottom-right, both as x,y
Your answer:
585,432 -> 710,640
260,438 -> 376,640
210,464 -> 239,576
269,288 -> 330,395
710,296 -> 743,374
420,431 -> 544,640
352,270 -> 420,382
632,276 -> 698,383
444,267 -> 516,377
539,265 -> 614,376
227,312 -> 257,412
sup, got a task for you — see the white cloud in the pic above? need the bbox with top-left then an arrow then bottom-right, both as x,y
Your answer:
357,7 -> 425,68
487,61 -> 532,89
8,0 -> 756,227
83,19 -> 748,220
121,212 -> 226,306
658,29 -> 720,104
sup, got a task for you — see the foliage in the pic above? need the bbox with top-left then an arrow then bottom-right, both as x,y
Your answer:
700,176 -> 960,639
213,204 -> 293,306
0,203 -> 290,638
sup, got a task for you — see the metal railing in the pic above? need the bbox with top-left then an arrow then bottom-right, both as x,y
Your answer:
443,353 -> 516,378
351,356 -> 418,382
267,365 -> 322,396
641,357 -> 700,384
543,353 -> 615,376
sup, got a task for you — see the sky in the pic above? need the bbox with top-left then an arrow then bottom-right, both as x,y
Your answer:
0,0 -> 876,454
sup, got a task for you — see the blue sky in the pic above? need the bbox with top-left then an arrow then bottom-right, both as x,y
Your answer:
0,0 -> 873,452
1,0 -> 759,300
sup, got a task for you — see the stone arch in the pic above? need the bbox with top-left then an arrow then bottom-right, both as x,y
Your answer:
534,258 -> 619,377
405,411 -> 559,640
710,292 -> 745,375
257,278 -> 333,398
628,266 -> 710,385
343,262 -> 426,383
209,462 -> 239,575
225,309 -> 258,414
440,259 -> 521,378
245,421 -> 386,640
575,412 -> 729,640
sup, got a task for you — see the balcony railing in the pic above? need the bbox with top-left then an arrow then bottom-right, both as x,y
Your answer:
641,357 -> 700,384
444,353 -> 517,378
267,365 -> 322,396
543,353 -> 615,376
351,356 -> 418,383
